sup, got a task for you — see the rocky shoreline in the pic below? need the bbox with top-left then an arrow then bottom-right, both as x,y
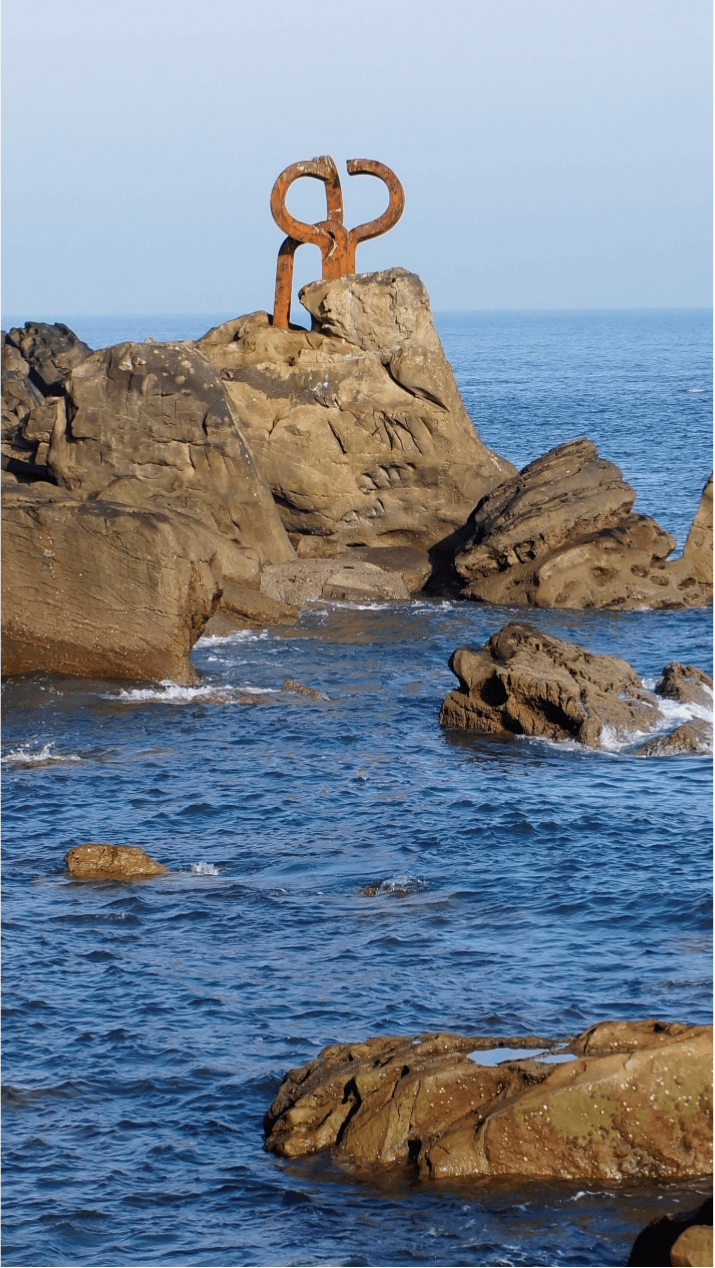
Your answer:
4,277 -> 712,1265
2,269 -> 712,683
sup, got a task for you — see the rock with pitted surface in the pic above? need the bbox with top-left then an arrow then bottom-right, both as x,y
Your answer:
453,440 -> 712,609
264,1020 -> 712,1183
438,623 -> 712,752
438,622 -> 661,747
199,268 -> 515,553
628,1198 -> 713,1266
65,843 -> 168,879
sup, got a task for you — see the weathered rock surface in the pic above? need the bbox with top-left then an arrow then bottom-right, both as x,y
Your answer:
201,580 -> 298,637
453,440 -> 713,609
199,269 -> 515,553
634,720 -> 712,758
2,332 -> 295,681
438,622 -> 664,748
65,843 -> 168,879
655,663 -> 714,709
2,486 -> 223,683
2,323 -> 93,483
628,1197 -> 713,1266
264,1020 -> 712,1183
260,558 -> 411,605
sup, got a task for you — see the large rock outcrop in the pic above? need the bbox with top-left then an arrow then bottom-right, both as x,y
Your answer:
453,440 -> 712,609
264,1020 -> 712,1182
199,268 -> 515,552
2,328 -> 295,682
438,623 -> 713,751
2,488 -> 225,682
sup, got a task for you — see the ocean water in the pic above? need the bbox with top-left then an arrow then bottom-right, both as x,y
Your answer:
2,309 -> 712,1268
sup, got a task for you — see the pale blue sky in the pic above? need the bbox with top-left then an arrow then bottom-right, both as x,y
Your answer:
2,0 -> 712,318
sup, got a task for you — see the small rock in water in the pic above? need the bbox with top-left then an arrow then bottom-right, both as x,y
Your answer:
281,678 -> 325,700
65,843 -> 168,879
655,662 -> 714,708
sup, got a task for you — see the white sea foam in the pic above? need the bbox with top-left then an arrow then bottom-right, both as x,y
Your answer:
2,743 -> 81,766
197,629 -> 270,644
370,874 -> 428,896
190,862 -> 220,876
103,681 -> 275,704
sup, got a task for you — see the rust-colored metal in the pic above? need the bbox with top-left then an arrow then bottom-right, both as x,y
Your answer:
270,155 -> 405,329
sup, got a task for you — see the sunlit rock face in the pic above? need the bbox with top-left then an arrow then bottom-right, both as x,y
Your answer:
199,268 -> 516,553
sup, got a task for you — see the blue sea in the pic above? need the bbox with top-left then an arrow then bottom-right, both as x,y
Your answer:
2,309 -> 712,1267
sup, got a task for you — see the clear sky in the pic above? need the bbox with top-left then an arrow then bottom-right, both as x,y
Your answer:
2,0 -> 712,318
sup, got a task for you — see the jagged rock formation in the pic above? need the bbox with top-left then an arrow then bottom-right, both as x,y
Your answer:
264,1020 -> 712,1182
453,440 -> 712,609
2,327 -> 295,682
438,624 -> 712,752
199,268 -> 515,552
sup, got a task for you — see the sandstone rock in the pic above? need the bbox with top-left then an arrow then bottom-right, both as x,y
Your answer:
2,335 -> 295,681
199,269 -> 515,553
655,663 -> 714,708
2,485 -> 221,683
453,440 -> 712,609
281,679 -> 325,700
682,474 -> 713,583
260,559 -> 410,606
438,622 -> 662,747
265,1022 -> 712,1184
4,321 -> 93,393
65,843 -> 168,879
2,323 -> 92,484
423,1025 -> 712,1182
628,1198 -> 713,1266
670,1224 -> 713,1267
49,340 -> 293,577
201,580 -> 298,637
264,1032 -> 546,1164
634,720 -> 712,757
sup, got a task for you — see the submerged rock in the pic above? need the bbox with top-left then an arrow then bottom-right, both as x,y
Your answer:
438,623 -> 712,751
199,269 -> 515,554
65,843 -> 168,879
453,440 -> 713,609
264,1020 -> 712,1183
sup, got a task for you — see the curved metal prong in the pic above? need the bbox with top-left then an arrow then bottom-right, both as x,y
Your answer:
346,159 -> 405,245
270,155 -> 342,247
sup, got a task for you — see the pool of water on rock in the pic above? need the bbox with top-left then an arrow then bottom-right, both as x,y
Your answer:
2,309 -> 712,1267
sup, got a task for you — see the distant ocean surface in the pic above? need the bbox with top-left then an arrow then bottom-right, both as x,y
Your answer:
2,309 -> 712,1267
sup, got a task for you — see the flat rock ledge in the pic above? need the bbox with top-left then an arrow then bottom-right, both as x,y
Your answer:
438,623 -> 713,752
65,844 -> 168,879
264,1020 -> 712,1182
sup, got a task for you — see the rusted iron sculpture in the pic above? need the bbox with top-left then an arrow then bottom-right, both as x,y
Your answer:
270,156 -> 405,329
